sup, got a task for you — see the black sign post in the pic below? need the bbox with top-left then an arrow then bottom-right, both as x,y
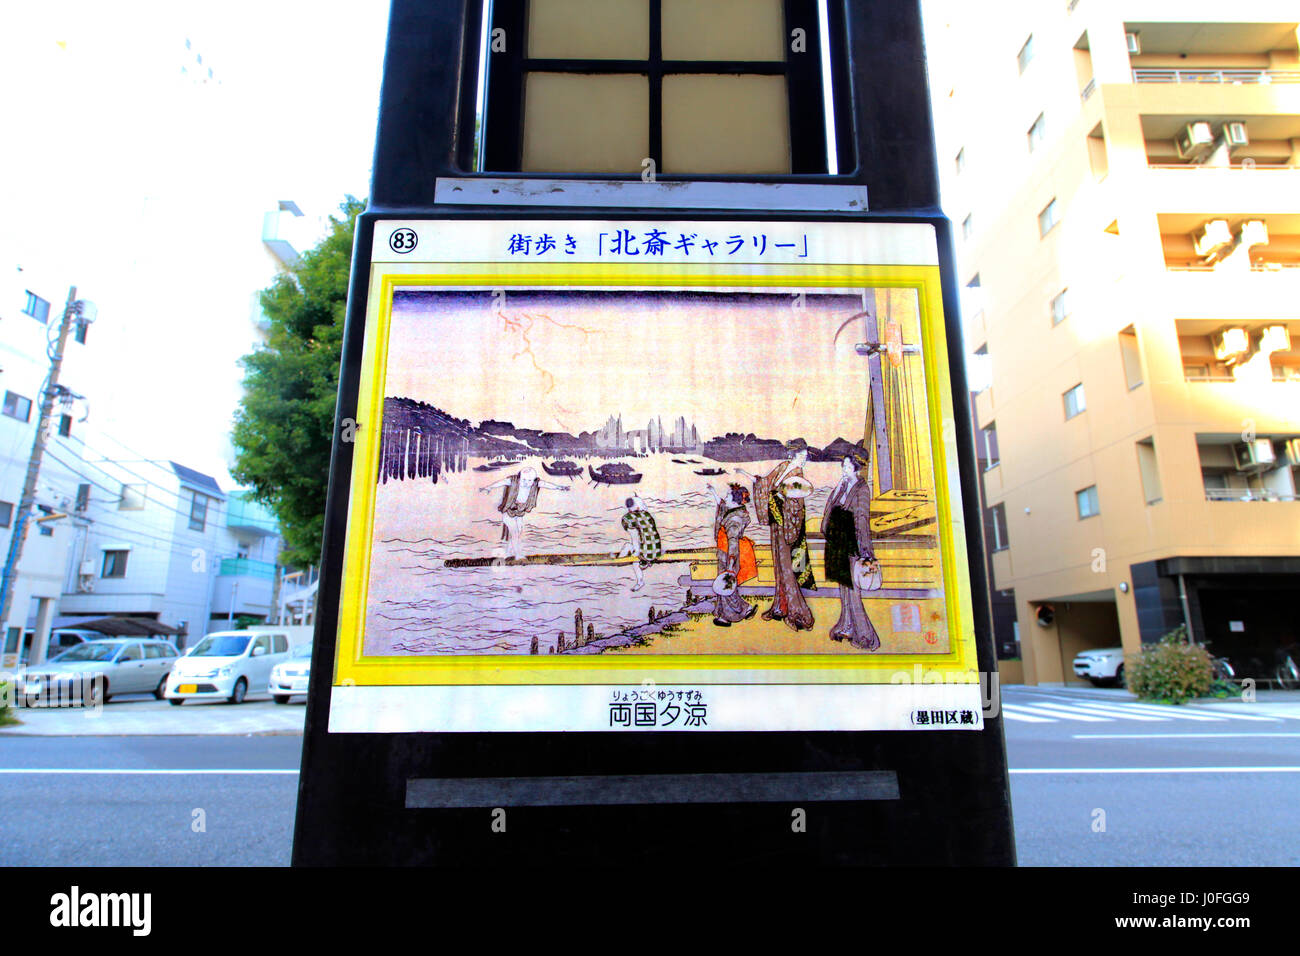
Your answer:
292,0 -> 1015,866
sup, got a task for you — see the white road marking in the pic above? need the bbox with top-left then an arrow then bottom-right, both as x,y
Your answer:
1003,704 -> 1113,722
1011,766 -> 1300,774
0,768 -> 299,775
1074,732 -> 1300,740
1000,708 -> 1055,723
1031,702 -> 1171,721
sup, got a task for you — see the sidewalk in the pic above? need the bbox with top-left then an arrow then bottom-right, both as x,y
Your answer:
0,695 -> 306,736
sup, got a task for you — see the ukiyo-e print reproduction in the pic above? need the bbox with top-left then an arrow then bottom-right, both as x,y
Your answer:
366,287 -> 951,659
327,219 -> 982,732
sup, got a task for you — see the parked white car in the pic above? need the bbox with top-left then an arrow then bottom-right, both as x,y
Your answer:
1072,647 -> 1127,687
165,631 -> 292,705
269,643 -> 312,704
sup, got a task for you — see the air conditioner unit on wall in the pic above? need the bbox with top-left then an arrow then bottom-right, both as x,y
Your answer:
1126,32 -> 1141,55
1283,438 -> 1300,467
1193,220 -> 1233,258
1234,439 -> 1276,472
1213,327 -> 1250,363
1224,122 -> 1249,148
1176,122 -> 1214,161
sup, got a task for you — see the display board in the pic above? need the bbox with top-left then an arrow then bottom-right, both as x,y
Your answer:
327,218 -> 983,734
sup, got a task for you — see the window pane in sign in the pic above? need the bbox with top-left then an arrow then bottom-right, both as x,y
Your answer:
662,74 -> 790,174
527,0 -> 649,59
661,0 -> 786,61
522,73 -> 649,173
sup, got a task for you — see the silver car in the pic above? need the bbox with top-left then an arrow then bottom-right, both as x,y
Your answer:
21,639 -> 179,706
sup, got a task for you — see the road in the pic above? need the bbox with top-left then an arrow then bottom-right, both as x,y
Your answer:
0,686 -> 1297,865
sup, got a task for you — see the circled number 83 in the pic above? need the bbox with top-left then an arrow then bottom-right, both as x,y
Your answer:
389,228 -> 418,254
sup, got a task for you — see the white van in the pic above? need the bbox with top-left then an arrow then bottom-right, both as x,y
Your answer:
164,630 -> 292,705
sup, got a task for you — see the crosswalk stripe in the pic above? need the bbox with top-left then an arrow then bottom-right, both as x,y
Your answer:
1000,707 -> 1056,723
1004,704 -> 1113,722
1037,703 -> 1171,721
1025,697 -> 1221,722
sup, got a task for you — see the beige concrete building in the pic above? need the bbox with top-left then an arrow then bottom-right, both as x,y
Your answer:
926,1 -> 1300,684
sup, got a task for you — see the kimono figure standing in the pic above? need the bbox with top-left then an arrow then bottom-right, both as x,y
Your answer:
822,456 -> 882,650
743,450 -> 815,631
707,484 -> 758,626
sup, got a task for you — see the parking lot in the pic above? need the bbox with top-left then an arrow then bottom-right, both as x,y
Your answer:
0,691 -> 307,736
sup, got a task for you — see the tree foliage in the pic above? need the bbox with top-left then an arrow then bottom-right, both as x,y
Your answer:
231,196 -> 363,567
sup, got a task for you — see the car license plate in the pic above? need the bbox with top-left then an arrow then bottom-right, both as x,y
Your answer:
290,679 -> 308,691
178,684 -> 198,694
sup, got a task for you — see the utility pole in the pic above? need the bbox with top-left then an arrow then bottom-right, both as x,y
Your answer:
0,286 -> 89,666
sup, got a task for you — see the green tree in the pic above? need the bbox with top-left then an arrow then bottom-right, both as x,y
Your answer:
231,196 -> 363,567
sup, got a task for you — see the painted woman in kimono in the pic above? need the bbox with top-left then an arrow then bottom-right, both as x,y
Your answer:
707,483 -> 758,626
740,449 -> 815,631
821,455 -> 881,650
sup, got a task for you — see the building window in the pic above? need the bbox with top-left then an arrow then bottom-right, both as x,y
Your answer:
1076,484 -> 1100,519
22,292 -> 50,324
1119,325 -> 1143,389
989,502 -> 1009,551
1050,289 -> 1069,326
1027,112 -> 1046,152
955,147 -> 965,173
58,414 -> 72,438
484,0 -> 840,175
1063,383 -> 1086,419
118,484 -> 146,510
1038,198 -> 1060,236
0,501 -> 12,528
980,423 -> 1000,470
102,550 -> 128,578
189,491 -> 209,531
1136,438 -> 1162,504
1017,35 -> 1035,74
75,484 -> 90,513
2,391 -> 32,422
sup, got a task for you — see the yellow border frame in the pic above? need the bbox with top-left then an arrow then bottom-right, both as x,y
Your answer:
333,261 -> 977,686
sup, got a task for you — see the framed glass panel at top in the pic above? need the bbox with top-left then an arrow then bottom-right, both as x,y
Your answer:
481,0 -> 850,177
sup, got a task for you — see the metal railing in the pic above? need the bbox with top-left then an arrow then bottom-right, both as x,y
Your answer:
1204,487 -> 1299,502
1133,68 -> 1300,84
1166,262 -> 1300,272
1147,162 -> 1297,171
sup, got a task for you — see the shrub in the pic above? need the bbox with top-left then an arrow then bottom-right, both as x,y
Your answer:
0,679 -> 17,727
1125,625 -> 1213,704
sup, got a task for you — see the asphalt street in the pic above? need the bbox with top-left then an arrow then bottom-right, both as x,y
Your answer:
0,686 -> 1297,866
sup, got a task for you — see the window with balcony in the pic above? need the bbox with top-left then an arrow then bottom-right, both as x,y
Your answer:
1198,435 -> 1299,502
1063,383 -> 1086,419
1178,321 -> 1296,382
1075,484 -> 1100,519
1038,198 -> 1059,237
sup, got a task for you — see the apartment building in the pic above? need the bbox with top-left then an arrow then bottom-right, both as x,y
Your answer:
56,458 -> 284,645
927,1 -> 1300,683
0,266 -> 95,663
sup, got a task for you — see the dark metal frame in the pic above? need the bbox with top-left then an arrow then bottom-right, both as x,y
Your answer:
483,0 -> 834,174
293,0 -> 1015,866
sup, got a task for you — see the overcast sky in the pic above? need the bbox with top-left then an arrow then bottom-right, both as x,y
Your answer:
0,1 -> 391,487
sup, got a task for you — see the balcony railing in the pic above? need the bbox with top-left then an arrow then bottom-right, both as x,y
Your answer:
218,557 -> 276,579
1133,68 -> 1300,85
1204,487 -> 1299,502
1147,163 -> 1296,171
1166,262 -> 1300,272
